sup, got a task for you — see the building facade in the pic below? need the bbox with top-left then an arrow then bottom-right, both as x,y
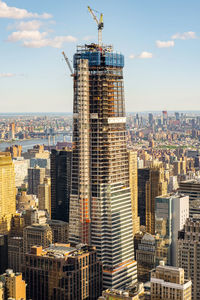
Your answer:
0,153 -> 16,234
177,217 -> 200,300
0,235 -> 8,274
48,219 -> 68,243
50,149 -> 72,223
23,224 -> 52,254
38,177 -> 51,215
128,150 -> 140,236
155,194 -> 189,266
28,167 -> 45,196
0,269 -> 26,300
69,44 -> 137,289
136,233 -> 156,282
8,236 -> 23,273
151,261 -> 192,300
24,244 -> 102,300
138,166 -> 167,234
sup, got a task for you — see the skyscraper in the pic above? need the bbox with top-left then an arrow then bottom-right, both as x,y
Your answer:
0,153 -> 16,234
155,194 -> 189,266
38,177 -> 51,215
138,168 -> 150,227
69,43 -> 137,289
50,149 -> 72,223
177,217 -> 200,299
28,167 -> 45,197
138,166 -> 167,234
128,150 -> 140,236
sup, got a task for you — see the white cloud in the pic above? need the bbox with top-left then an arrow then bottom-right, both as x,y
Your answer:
16,20 -> 42,31
129,52 -> 153,59
7,27 -> 77,48
139,51 -> 153,59
156,40 -> 175,48
172,31 -> 197,40
129,54 -> 135,59
7,30 -> 47,42
0,73 -> 15,78
0,0 -> 52,19
23,35 -> 77,48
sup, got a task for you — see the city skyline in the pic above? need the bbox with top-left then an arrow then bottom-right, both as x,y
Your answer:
1,0 -> 200,112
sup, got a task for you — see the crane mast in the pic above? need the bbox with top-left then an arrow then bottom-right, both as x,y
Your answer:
62,51 -> 74,77
88,6 -> 104,47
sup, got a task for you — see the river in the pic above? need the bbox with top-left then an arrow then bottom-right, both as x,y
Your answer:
0,135 -> 71,152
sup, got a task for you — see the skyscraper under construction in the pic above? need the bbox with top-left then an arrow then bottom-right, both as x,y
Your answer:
68,8 -> 137,290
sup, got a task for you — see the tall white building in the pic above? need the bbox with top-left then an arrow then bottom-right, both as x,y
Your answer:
13,157 -> 29,187
172,194 -> 189,266
155,193 -> 189,266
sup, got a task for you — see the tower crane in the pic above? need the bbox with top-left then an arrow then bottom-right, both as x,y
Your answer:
62,51 -> 74,77
87,6 -> 104,47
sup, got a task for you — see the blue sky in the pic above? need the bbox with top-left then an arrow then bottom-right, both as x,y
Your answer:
0,0 -> 200,112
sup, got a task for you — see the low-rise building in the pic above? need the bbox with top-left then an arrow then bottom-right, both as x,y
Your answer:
151,261 -> 192,300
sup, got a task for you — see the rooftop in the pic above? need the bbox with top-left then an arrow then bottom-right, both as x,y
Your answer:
30,243 -> 95,259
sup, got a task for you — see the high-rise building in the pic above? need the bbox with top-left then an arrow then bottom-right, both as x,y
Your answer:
50,149 -> 72,223
177,217 -> 200,299
155,194 -> 189,266
173,160 -> 181,176
23,224 -> 52,254
13,157 -> 29,187
175,112 -> 180,121
168,175 -> 179,193
8,236 -> 23,273
138,166 -> 167,234
69,43 -> 137,289
128,150 -> 140,236
0,269 -> 26,300
28,167 -> 45,196
6,145 -> 22,158
136,233 -> 156,282
38,177 -> 51,214
162,110 -> 168,125
0,152 -> 16,234
48,219 -> 68,243
0,235 -> 8,274
178,179 -> 200,202
24,244 -> 102,300
151,261 -> 192,300
138,168 -> 150,227
10,213 -> 25,237
9,122 -> 15,140
173,158 -> 186,176
148,113 -> 153,126
23,208 -> 49,226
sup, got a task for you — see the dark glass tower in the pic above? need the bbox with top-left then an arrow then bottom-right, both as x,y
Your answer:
50,149 -> 72,223
138,168 -> 150,227
69,44 -> 137,289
